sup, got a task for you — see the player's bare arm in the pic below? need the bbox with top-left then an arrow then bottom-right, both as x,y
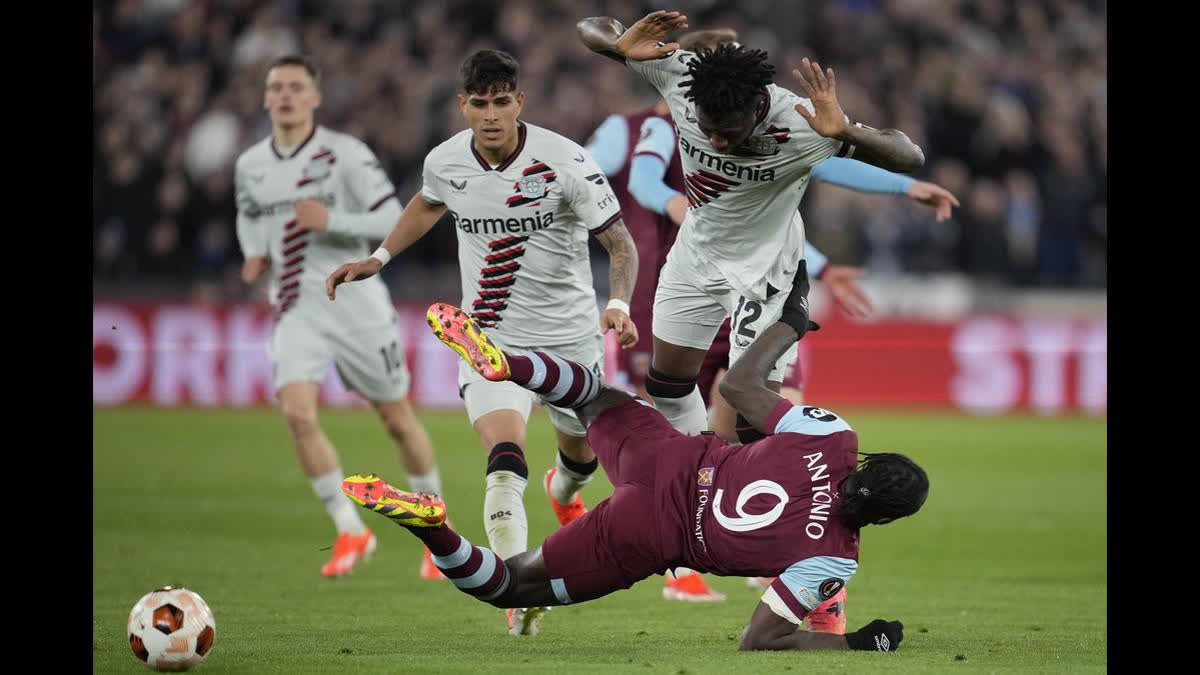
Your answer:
740,601 -> 850,651
593,220 -> 640,349
718,322 -> 801,430
577,11 -> 689,64
741,601 -> 905,652
325,194 -> 446,300
790,58 -> 924,173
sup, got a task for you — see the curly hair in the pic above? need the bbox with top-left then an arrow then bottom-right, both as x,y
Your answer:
838,452 -> 929,529
680,43 -> 774,120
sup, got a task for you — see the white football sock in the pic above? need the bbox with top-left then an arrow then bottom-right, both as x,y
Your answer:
483,471 -> 529,560
311,468 -> 366,535
550,451 -> 596,505
651,386 -> 709,434
407,467 -> 442,496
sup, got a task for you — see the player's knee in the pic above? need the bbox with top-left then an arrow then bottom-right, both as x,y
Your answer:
485,563 -> 523,609
280,400 -> 319,434
378,406 -> 416,440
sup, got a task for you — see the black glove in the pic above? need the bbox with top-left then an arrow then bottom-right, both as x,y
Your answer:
845,619 -> 904,652
779,260 -> 821,337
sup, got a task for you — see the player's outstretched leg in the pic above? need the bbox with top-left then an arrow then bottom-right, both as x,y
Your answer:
343,473 -> 563,635
427,303 -> 606,411
342,474 -> 538,604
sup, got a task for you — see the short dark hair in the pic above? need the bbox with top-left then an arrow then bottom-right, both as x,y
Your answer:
460,49 -> 520,95
838,452 -> 929,529
267,54 -> 320,88
681,44 -> 774,121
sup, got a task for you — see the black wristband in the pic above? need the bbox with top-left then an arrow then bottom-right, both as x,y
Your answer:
778,310 -> 820,337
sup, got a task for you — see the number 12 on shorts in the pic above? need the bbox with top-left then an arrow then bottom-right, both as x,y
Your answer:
379,340 -> 402,374
732,296 -> 762,340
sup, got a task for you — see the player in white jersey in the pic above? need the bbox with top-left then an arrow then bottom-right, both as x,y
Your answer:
235,55 -> 444,580
326,50 -> 640,636
578,11 -> 938,440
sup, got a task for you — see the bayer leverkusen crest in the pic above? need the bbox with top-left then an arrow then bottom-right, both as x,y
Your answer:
297,148 -> 336,187
519,174 -> 546,198
745,135 -> 779,155
506,159 -> 557,207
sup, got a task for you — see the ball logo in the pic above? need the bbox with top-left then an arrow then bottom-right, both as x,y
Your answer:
519,175 -> 547,199
803,406 -> 839,422
818,577 -> 843,599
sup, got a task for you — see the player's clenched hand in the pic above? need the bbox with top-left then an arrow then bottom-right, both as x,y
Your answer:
791,58 -> 849,139
326,259 -> 382,300
295,199 -> 330,232
616,10 -> 689,61
602,309 -> 638,349
241,256 -> 270,283
905,181 -> 960,222
821,265 -> 873,320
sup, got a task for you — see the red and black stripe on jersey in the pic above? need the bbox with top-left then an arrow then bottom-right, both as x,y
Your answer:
684,169 -> 740,208
471,236 -> 529,327
505,159 -> 557,208
764,125 -> 791,144
277,218 -> 306,317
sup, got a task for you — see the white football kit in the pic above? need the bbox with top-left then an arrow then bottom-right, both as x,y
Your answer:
627,52 -> 856,379
420,121 -> 623,436
235,126 -> 410,399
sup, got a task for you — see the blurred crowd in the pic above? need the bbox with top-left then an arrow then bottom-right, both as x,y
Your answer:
93,0 -> 1107,300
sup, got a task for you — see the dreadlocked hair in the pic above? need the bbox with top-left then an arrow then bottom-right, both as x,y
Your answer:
838,452 -> 929,529
681,44 -> 775,121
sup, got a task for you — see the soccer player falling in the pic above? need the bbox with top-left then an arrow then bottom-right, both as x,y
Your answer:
326,50 -> 640,635
234,55 -> 443,580
343,282 -> 927,652
580,21 -> 957,608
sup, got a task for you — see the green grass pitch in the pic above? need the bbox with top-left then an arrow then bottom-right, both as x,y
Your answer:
93,406 -> 1105,673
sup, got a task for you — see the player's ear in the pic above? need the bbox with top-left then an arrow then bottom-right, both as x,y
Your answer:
457,94 -> 468,113
515,91 -> 525,113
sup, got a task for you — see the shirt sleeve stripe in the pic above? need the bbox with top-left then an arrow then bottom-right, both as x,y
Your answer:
769,578 -> 811,620
766,399 -> 795,434
368,192 -> 398,211
590,211 -> 622,234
